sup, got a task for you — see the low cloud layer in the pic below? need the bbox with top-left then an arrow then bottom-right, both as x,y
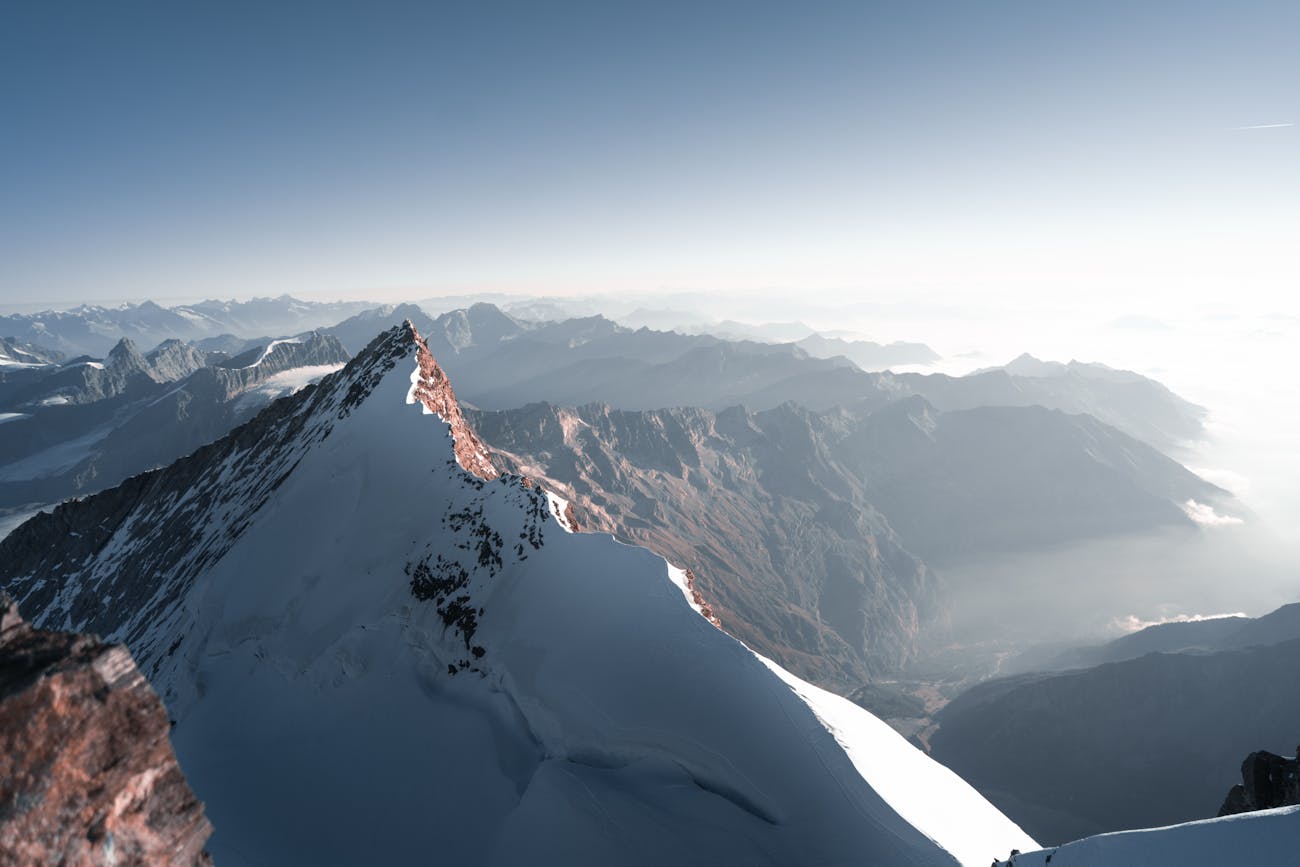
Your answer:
1182,499 -> 1244,526
1111,611 -> 1248,634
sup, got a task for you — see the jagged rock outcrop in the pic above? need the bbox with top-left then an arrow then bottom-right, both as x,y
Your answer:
0,595 -> 211,865
1218,748 -> 1300,816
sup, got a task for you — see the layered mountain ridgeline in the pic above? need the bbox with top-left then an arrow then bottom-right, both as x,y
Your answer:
0,323 -> 1036,865
906,353 -> 1207,454
0,594 -> 212,865
795,333 -> 940,370
0,333 -> 349,513
0,296 -> 375,358
334,302 -> 1205,453
614,309 -> 940,369
323,302 -> 438,353
928,603 -> 1300,846
1042,604 -> 1300,672
469,396 -> 1229,691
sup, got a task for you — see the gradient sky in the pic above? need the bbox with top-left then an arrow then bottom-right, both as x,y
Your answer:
2,0 -> 1297,307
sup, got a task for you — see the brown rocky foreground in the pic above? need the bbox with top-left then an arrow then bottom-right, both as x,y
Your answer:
0,594 -> 211,866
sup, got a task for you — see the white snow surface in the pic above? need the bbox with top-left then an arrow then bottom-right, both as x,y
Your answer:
74,333 -> 1033,866
998,805 -> 1300,866
0,412 -> 31,426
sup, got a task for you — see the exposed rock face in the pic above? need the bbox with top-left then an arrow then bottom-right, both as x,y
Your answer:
408,325 -> 498,481
0,595 -> 211,865
472,400 -> 937,690
1219,749 -> 1300,816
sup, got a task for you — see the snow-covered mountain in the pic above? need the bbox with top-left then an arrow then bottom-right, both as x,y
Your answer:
0,323 -> 1035,865
0,296 -> 375,358
0,337 -> 63,367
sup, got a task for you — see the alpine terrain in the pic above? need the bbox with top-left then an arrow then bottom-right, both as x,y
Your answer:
0,323 -> 1036,866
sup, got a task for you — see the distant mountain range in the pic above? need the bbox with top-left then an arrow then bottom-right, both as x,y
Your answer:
0,296 -> 373,358
329,303 -> 1207,455
1044,604 -> 1300,671
0,332 -> 348,512
929,602 -> 1300,845
4,298 -> 1207,452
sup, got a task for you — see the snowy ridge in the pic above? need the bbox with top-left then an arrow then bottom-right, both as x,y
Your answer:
997,805 -> 1300,866
239,336 -> 304,369
1,323 -> 1035,865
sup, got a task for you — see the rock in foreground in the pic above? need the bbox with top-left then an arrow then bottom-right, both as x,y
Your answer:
0,595 -> 211,866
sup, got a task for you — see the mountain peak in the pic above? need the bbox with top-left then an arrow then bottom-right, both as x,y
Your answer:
405,321 -> 499,481
106,337 -> 148,371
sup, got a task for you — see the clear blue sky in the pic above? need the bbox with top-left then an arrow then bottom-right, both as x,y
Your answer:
2,0 -> 1296,306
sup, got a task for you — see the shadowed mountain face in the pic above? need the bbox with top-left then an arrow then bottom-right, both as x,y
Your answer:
470,397 -> 1226,691
841,397 -> 1224,562
929,631 -> 1300,847
0,333 -> 349,513
472,401 -> 938,691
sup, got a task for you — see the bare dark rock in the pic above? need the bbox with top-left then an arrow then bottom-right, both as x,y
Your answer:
1218,748 -> 1300,817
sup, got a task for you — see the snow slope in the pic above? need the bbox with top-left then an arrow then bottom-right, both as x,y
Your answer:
2,324 -> 1035,866
997,805 -> 1300,866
